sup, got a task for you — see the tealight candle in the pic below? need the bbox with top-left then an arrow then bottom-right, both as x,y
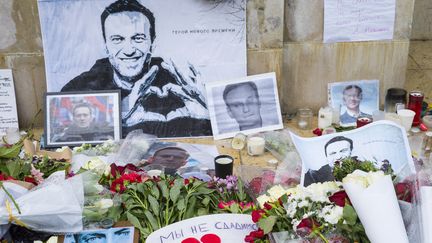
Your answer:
247,136 -> 265,156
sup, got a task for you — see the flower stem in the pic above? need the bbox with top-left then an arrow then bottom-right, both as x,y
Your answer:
0,182 -> 21,214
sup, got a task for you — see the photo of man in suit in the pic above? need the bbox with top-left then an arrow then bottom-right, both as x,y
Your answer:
222,81 -> 263,131
340,85 -> 370,124
304,136 -> 353,186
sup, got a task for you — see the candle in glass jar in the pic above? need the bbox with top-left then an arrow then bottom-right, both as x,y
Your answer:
318,107 -> 333,129
247,136 -> 265,156
356,116 -> 373,128
408,91 -> 424,126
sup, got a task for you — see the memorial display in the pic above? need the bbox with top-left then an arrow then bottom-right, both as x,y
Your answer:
1,0 -> 432,242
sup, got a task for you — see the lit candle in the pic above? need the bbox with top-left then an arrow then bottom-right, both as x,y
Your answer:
318,107 -> 333,129
247,136 -> 265,156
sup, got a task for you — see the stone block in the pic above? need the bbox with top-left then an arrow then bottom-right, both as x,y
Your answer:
247,48 -> 283,92
0,54 -> 46,128
247,0 -> 284,49
411,0 -> 432,40
0,0 -> 43,53
284,0 -> 415,42
281,40 -> 410,114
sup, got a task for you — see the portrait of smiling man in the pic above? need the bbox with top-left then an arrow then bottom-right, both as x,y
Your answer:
60,0 -> 211,138
340,85 -> 371,124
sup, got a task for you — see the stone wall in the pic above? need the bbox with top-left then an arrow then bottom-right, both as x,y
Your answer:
411,0 -> 432,40
281,0 -> 414,114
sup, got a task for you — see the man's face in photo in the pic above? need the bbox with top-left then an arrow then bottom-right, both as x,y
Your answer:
104,11 -> 152,80
73,107 -> 92,128
79,232 -> 107,243
225,84 -> 261,129
343,87 -> 362,111
151,148 -> 189,170
326,140 -> 352,166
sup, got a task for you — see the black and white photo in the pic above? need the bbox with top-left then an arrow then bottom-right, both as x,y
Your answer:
206,73 -> 283,139
38,0 -> 246,138
290,121 -> 416,186
328,80 -> 379,126
45,91 -> 121,147
64,227 -> 134,243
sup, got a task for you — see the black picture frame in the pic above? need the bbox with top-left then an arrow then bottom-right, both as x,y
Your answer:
44,90 -> 122,148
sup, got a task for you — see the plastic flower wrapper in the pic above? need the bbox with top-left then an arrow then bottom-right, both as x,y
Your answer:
237,165 -> 299,201
71,141 -> 118,173
263,129 -> 302,173
415,168 -> 432,243
82,190 -> 121,229
0,182 -> 29,238
0,172 -> 84,233
342,170 -> 409,243
114,130 -> 155,166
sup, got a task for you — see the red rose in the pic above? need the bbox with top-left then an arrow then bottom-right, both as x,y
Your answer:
329,190 -> 350,207
395,182 -> 413,203
250,229 -> 264,238
263,202 -> 272,210
24,176 -> 37,185
251,209 -> 265,223
296,218 -> 316,238
184,179 -> 190,185
313,128 -> 323,136
249,177 -> 263,194
244,234 -> 255,242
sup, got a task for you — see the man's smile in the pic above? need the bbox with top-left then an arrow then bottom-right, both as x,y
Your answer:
119,56 -> 142,62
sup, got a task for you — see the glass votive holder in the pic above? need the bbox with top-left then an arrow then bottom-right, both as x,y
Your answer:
247,134 -> 266,156
408,91 -> 424,126
143,164 -> 165,177
297,108 -> 313,130
356,115 -> 373,128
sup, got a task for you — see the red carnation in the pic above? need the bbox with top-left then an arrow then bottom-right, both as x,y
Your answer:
251,209 -> 265,223
329,190 -> 350,207
296,218 -> 319,238
313,128 -> 323,136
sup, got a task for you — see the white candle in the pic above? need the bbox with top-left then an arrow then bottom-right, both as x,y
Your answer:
247,137 -> 265,156
318,107 -> 333,129
147,169 -> 162,177
298,120 -> 308,129
215,157 -> 233,164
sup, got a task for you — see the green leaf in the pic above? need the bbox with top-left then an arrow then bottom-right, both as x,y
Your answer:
0,143 -> 22,159
148,195 -> 160,215
184,196 -> 197,219
343,204 -> 358,225
158,181 -> 169,199
126,211 -> 142,229
170,186 -> 181,203
144,210 -> 159,230
151,184 -> 160,199
201,197 -> 210,206
177,197 -> 186,211
229,203 -> 240,214
197,207 -> 208,216
257,216 -> 277,234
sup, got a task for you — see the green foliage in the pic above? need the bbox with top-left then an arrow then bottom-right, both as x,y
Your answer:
332,157 -> 393,181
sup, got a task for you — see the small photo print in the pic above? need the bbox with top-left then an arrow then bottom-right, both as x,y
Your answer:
64,227 -> 134,243
206,72 -> 283,139
45,91 -> 121,147
328,80 -> 379,126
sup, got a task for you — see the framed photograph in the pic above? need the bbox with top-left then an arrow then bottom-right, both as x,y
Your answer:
45,90 -> 121,147
328,80 -> 379,126
206,72 -> 283,140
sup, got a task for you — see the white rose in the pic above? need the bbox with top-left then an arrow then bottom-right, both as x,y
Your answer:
94,198 -> 114,210
343,170 -> 385,188
268,185 -> 287,201
83,158 -> 107,172
257,195 -> 271,208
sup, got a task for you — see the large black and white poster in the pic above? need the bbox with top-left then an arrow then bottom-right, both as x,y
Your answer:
38,0 -> 246,138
